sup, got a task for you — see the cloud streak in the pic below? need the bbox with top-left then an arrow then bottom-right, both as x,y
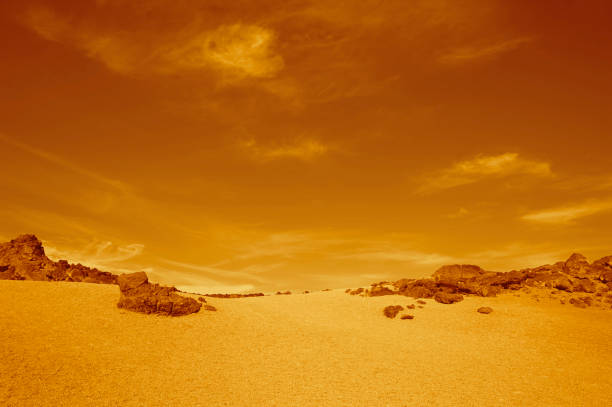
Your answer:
521,199 -> 612,224
439,37 -> 533,64
240,137 -> 329,161
417,152 -> 553,194
0,133 -> 127,191
22,6 -> 283,82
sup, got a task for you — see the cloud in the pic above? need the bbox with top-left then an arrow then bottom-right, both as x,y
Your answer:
521,199 -> 612,224
338,250 -> 456,265
418,152 -> 553,194
45,240 -> 144,271
240,137 -> 329,161
439,37 -> 533,64
0,133 -> 127,191
163,24 -> 284,80
21,6 -> 283,82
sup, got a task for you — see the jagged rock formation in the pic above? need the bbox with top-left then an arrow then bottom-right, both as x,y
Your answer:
350,253 -> 612,309
0,234 -> 117,284
117,272 -> 201,316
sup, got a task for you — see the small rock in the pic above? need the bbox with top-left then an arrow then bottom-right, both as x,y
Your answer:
198,297 -> 207,303
203,304 -> 217,311
477,307 -> 493,314
383,305 -> 404,319
406,304 -> 415,309
434,292 -> 464,304
416,300 -> 426,305
400,314 -> 414,320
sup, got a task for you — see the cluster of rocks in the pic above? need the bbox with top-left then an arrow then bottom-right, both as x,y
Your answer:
0,234 -> 117,284
383,305 -> 415,320
117,272 -> 202,316
350,253 -> 612,309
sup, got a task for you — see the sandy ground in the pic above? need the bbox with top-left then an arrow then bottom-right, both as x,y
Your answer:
1,281 -> 611,406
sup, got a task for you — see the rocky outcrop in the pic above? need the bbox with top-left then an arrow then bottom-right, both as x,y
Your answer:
117,272 -> 201,316
351,252 -> 612,308
0,234 -> 117,284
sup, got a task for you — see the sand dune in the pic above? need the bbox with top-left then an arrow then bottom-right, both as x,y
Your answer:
1,280 -> 611,406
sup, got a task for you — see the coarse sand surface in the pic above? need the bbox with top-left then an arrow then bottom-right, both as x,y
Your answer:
1,280 -> 611,406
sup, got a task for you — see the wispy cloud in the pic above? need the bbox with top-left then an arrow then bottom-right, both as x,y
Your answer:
22,6 -> 283,83
417,152 -> 553,194
45,239 -> 144,271
521,199 -> 612,224
0,133 -> 127,191
439,36 -> 533,64
338,250 -> 456,265
240,137 -> 329,161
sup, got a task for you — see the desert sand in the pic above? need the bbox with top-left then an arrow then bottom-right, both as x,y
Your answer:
1,280 -> 611,407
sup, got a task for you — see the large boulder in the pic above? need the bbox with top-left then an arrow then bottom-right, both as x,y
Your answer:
117,272 -> 201,316
433,264 -> 487,286
592,256 -> 612,283
564,253 -> 591,277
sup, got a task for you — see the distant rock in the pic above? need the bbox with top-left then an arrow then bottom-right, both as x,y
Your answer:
198,297 -> 207,303
0,234 -> 117,284
569,298 -> 589,309
406,304 -> 415,309
348,287 -> 364,295
383,305 -> 404,319
434,292 -> 464,304
203,304 -> 217,311
275,291 -> 292,295
117,272 -> 201,316
400,314 -> 414,320
477,307 -> 493,314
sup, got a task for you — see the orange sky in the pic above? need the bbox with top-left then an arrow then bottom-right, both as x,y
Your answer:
1,0 -> 612,293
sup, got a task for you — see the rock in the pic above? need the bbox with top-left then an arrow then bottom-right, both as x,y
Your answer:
552,276 -> 573,292
383,305 -> 404,319
434,292 -> 464,304
203,304 -> 217,311
117,272 -> 201,316
117,272 -> 148,291
571,278 -> 596,293
400,314 -> 414,320
416,300 -> 426,305
349,287 -> 364,295
198,297 -> 207,303
406,304 -> 415,309
569,298 -> 589,309
433,264 -> 487,285
477,307 -> 493,314
368,285 -> 395,297
0,234 -> 118,284
564,253 -> 590,277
